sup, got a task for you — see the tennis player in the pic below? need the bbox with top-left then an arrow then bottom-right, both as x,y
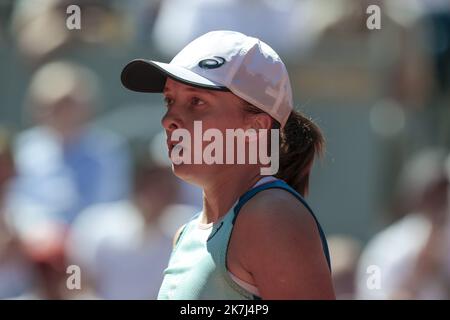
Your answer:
121,30 -> 335,300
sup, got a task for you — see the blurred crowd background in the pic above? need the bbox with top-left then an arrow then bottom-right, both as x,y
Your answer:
0,0 -> 450,300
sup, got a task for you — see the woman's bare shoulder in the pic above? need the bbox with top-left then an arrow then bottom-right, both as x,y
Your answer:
237,188 -> 315,229
231,188 -> 334,299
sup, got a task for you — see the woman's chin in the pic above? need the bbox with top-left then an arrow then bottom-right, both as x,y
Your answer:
171,162 -> 195,181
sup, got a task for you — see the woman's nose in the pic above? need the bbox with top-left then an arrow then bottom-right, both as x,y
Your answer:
161,107 -> 183,133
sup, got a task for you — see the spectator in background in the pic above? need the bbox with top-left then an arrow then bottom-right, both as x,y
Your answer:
10,0 -> 131,65
356,148 -> 450,299
5,61 -> 131,241
0,127 -> 34,299
288,0 -> 434,108
151,0 -> 304,58
1,127 -> 77,300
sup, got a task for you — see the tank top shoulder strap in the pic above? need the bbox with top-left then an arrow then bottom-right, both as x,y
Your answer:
174,211 -> 201,248
232,179 -> 331,271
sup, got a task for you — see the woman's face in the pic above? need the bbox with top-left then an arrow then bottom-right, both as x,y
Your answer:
161,78 -> 251,185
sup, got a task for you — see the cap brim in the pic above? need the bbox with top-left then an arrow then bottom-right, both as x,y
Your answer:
121,59 -> 229,93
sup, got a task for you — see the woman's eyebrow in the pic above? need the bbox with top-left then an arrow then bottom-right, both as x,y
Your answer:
163,86 -> 216,97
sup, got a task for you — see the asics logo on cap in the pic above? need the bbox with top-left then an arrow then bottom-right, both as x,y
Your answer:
198,56 -> 226,69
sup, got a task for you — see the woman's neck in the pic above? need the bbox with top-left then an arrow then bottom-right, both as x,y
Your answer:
201,168 -> 262,224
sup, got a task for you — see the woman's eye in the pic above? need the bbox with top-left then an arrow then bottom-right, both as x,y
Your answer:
191,97 -> 205,106
164,97 -> 174,106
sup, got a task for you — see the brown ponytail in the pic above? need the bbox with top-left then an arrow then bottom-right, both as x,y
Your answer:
244,105 -> 325,197
275,110 -> 325,197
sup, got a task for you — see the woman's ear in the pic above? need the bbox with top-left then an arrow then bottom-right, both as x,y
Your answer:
251,113 -> 273,131
244,113 -> 273,143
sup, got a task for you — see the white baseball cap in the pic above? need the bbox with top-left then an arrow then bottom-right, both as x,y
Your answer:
121,30 -> 293,127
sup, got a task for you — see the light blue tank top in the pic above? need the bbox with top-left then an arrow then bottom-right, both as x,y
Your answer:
157,179 -> 331,300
